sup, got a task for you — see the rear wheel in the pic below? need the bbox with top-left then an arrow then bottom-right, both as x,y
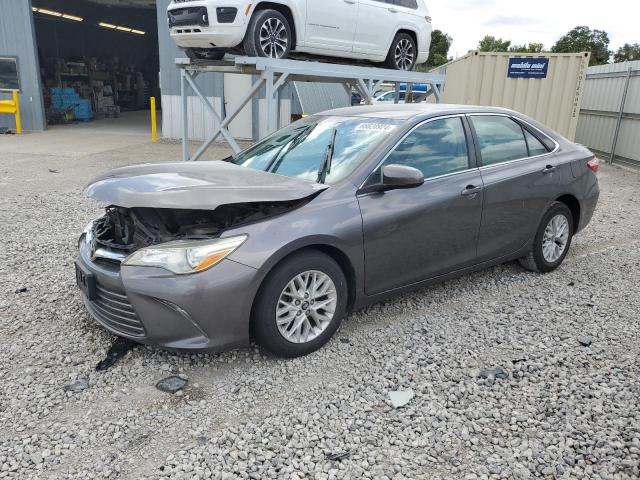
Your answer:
384,32 -> 417,71
519,202 -> 574,273
243,9 -> 292,59
252,250 -> 347,358
184,48 -> 226,61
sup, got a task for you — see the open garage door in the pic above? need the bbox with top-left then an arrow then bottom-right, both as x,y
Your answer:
32,0 -> 160,135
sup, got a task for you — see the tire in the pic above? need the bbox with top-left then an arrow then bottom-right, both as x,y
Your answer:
184,48 -> 226,61
519,202 -> 574,273
243,9 -> 292,59
384,32 -> 417,71
252,250 -> 348,358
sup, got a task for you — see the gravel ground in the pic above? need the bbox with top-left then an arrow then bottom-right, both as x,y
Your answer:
1,139 -> 639,480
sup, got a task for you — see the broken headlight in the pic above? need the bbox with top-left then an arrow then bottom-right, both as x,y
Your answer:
123,235 -> 247,275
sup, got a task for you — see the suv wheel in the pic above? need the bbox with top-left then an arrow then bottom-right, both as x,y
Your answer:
243,9 -> 292,59
252,250 -> 347,358
519,202 -> 574,273
184,48 -> 226,61
384,33 -> 417,70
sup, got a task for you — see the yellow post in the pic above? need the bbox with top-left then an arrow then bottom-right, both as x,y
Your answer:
150,96 -> 157,143
12,90 -> 22,134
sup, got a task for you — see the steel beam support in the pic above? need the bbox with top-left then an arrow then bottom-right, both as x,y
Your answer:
189,74 -> 265,159
181,69 -> 190,161
183,70 -> 241,159
176,56 -> 446,161
432,83 -> 443,103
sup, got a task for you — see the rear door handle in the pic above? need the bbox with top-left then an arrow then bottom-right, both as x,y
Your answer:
388,7 -> 399,13
542,165 -> 557,174
344,0 -> 356,3
461,185 -> 482,197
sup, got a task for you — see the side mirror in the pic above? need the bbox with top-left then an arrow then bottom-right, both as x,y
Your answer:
381,164 -> 424,191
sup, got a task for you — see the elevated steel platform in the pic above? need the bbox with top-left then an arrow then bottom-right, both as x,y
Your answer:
176,56 -> 446,161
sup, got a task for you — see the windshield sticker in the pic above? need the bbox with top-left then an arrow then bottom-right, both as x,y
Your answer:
355,123 -> 397,133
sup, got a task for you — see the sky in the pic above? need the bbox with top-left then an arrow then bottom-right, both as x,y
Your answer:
428,0 -> 639,58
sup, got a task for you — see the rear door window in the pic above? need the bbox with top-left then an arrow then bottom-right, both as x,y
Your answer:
470,115 -> 529,166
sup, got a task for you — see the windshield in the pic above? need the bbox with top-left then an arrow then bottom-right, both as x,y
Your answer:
228,116 -> 401,184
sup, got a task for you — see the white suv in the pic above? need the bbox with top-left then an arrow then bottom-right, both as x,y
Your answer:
167,0 -> 432,70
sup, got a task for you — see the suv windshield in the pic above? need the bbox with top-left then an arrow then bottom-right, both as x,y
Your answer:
228,116 -> 401,184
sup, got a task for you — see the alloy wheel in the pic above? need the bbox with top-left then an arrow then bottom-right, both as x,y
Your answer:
259,17 -> 288,58
276,270 -> 337,344
542,214 -> 570,263
394,38 -> 415,70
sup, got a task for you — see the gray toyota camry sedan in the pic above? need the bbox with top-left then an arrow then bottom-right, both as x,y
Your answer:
76,104 -> 600,357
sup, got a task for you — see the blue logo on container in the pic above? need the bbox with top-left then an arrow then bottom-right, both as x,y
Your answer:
508,57 -> 549,78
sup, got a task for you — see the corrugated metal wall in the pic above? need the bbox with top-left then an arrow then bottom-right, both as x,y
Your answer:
437,51 -> 590,140
576,60 -> 640,167
0,0 -> 46,132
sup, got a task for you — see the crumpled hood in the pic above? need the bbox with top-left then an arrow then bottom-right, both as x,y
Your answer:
85,161 -> 328,209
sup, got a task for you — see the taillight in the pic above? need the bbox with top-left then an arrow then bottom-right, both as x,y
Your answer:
425,16 -> 432,23
587,157 -> 599,173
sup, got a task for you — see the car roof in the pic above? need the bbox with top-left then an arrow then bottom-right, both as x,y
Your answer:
320,104 -> 516,120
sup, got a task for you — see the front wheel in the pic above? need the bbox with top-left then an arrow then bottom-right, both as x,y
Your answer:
384,33 -> 417,71
243,9 -> 292,59
519,202 -> 574,273
252,250 -> 347,358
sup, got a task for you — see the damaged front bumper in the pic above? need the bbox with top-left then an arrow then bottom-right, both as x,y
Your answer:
76,226 -> 260,351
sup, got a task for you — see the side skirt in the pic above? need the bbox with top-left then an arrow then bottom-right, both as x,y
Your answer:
352,243 -> 532,311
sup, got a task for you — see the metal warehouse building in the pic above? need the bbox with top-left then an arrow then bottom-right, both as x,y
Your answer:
0,0 -> 347,140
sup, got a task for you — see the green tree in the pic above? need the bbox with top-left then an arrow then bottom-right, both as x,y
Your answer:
552,26 -> 611,66
614,43 -> 640,63
426,30 -> 453,68
478,35 -> 512,52
510,43 -> 545,53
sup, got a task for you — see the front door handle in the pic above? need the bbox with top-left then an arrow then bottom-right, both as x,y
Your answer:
388,7 -> 399,13
542,165 -> 557,175
461,185 -> 482,197
344,0 -> 356,3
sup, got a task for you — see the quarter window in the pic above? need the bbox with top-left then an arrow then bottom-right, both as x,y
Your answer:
381,117 -> 470,179
524,128 -> 549,157
470,116 -> 529,166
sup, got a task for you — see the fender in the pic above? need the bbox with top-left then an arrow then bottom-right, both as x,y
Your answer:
252,0 -> 307,47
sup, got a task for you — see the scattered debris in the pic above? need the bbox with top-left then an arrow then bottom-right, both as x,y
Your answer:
156,376 -> 188,394
578,336 -> 593,347
196,436 -> 209,446
479,368 -> 509,380
14,287 -> 28,294
64,378 -> 89,393
48,169 -> 59,174
95,337 -> 136,371
568,281 -> 575,286
512,357 -> 527,365
326,451 -> 352,462
389,389 -> 415,408
339,338 -> 351,344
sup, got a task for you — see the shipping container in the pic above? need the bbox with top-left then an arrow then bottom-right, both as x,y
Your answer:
433,51 -> 590,140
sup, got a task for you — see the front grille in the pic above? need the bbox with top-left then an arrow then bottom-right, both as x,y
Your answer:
216,7 -> 237,23
89,283 -> 146,338
168,7 -> 209,27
